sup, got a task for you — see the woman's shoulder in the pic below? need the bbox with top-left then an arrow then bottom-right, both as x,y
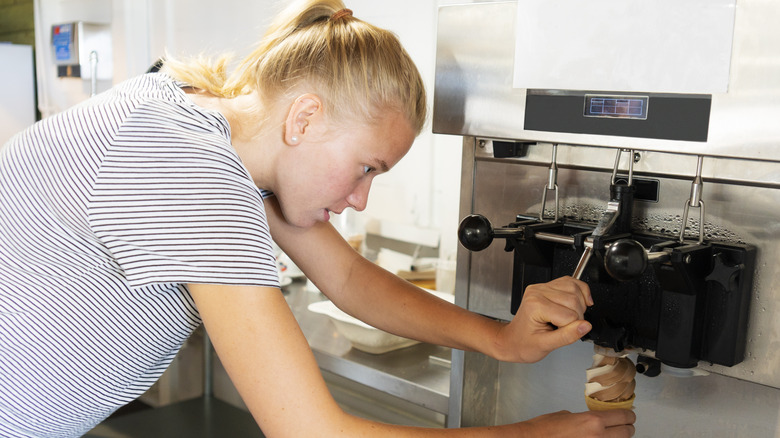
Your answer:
108,73 -> 232,139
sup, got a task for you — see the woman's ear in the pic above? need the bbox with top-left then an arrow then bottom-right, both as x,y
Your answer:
284,94 -> 321,146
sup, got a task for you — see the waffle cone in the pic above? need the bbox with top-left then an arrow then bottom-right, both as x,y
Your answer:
585,393 -> 635,411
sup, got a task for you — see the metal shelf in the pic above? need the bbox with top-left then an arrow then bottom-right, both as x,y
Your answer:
284,281 -> 451,415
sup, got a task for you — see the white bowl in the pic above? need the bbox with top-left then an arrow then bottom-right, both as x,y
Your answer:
307,289 -> 455,354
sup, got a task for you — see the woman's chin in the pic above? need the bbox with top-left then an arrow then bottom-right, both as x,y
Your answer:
293,210 -> 327,229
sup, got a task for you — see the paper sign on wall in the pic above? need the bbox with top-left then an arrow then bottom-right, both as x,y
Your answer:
52,24 -> 74,62
512,0 -> 737,93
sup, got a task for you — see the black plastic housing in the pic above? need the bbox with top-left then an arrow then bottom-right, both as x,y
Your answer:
505,219 -> 755,368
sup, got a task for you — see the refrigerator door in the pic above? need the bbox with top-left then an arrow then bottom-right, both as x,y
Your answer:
0,44 -> 36,146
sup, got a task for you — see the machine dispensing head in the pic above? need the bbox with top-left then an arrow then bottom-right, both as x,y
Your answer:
457,147 -> 756,371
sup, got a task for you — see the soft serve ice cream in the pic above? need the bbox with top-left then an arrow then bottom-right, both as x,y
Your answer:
584,352 -> 636,410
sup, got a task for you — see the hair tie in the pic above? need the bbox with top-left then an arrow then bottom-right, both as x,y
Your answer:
330,8 -> 353,22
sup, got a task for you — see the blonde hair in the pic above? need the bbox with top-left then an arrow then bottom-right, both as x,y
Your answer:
162,0 -> 427,135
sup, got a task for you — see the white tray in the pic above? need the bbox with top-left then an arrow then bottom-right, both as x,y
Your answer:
307,289 -> 454,354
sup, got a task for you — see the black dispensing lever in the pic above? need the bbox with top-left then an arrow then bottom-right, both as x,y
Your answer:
458,214 -> 577,253
457,214 -> 524,252
459,213 -> 670,283
604,239 -> 671,281
572,149 -> 637,280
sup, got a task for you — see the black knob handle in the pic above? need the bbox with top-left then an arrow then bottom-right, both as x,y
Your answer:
458,214 -> 494,251
604,238 -> 648,281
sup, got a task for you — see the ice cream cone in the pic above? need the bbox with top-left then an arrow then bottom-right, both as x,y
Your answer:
585,392 -> 635,411
585,350 -> 636,411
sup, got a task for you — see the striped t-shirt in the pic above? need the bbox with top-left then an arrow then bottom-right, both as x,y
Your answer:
0,73 -> 280,437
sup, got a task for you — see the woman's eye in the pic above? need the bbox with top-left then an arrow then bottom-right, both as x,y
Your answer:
363,165 -> 375,174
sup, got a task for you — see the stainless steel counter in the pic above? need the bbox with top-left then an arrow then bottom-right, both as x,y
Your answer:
283,280 -> 451,415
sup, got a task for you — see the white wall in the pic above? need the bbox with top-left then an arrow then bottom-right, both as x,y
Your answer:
32,0 -> 113,117
34,0 -> 467,257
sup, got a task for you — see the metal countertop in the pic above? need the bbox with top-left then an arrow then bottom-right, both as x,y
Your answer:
283,280 -> 451,415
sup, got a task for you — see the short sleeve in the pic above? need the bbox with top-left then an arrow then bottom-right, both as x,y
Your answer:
88,103 -> 279,289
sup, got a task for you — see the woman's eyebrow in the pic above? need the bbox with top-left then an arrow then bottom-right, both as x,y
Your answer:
374,159 -> 390,172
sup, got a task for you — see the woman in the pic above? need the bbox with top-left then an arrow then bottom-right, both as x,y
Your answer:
0,1 -> 635,436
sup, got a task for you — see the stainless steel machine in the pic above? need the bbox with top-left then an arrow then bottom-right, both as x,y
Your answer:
434,1 -> 780,436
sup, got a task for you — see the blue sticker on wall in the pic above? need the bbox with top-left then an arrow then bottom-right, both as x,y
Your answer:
52,24 -> 73,62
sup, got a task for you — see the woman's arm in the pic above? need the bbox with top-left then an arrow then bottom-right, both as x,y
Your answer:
265,197 -> 592,363
188,283 -> 347,436
187,283 -> 635,437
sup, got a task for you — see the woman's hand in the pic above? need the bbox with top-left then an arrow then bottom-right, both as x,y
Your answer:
493,276 -> 594,363
516,409 -> 636,438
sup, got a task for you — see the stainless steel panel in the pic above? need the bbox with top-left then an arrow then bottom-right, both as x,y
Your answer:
497,342 -> 780,437
465,141 -> 780,388
433,2 -> 780,161
454,140 -> 780,436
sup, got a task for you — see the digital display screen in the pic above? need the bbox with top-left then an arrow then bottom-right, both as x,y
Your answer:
584,95 -> 649,120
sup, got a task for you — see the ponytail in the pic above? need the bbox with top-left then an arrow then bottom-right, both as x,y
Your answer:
163,0 -> 427,134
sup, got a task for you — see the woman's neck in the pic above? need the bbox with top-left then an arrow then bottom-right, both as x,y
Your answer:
185,89 -> 281,191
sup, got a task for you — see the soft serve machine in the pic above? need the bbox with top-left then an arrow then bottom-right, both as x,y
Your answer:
434,1 -> 780,436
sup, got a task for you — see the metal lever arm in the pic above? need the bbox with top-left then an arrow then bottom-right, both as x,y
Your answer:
572,201 -> 620,279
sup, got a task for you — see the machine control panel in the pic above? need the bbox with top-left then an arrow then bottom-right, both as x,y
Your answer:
524,89 -> 711,142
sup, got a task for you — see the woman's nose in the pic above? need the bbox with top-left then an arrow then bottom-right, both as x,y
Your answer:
346,180 -> 371,212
